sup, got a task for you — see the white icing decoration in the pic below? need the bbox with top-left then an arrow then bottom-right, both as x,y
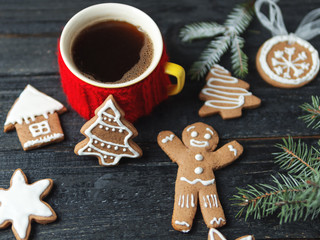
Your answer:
101,143 -> 105,147
99,125 -> 103,128
105,127 -> 109,131
4,85 -> 65,126
28,120 -> 51,137
195,154 -> 203,161
161,134 -> 174,143
94,140 -> 98,144
203,196 -> 208,208
259,35 -> 319,85
190,139 -> 209,148
0,170 -> 54,239
181,195 -> 184,208
228,145 -> 237,156
238,236 -> 253,240
23,133 -> 63,149
203,194 -> 218,208
77,98 -> 140,166
210,217 -> 226,225
191,194 -> 195,207
213,194 -> 218,208
201,65 -> 252,110
180,177 -> 215,186
174,220 -> 190,227
194,167 -> 203,174
186,194 -> 189,208
186,126 -> 195,132
204,133 -> 211,140
206,128 -> 214,135
114,146 -> 119,150
191,131 -> 198,137
208,228 -> 227,240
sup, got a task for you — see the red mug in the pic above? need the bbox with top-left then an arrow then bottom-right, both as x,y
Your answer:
58,3 -> 185,122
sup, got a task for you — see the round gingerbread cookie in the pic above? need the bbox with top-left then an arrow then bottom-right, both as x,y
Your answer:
256,35 -> 320,88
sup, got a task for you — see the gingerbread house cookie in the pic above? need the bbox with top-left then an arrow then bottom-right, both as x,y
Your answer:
4,85 -> 67,151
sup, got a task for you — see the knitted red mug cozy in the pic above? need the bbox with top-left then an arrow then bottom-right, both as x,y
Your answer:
58,3 -> 185,122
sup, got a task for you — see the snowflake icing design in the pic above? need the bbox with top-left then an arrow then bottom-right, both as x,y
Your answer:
0,169 -> 56,240
271,47 -> 310,79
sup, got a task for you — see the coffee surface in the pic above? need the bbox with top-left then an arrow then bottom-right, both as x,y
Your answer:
72,20 -> 153,83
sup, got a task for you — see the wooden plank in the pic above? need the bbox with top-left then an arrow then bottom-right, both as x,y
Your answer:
0,139 -> 318,239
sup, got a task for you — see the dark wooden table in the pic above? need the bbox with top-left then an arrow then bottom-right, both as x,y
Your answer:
0,0 -> 320,239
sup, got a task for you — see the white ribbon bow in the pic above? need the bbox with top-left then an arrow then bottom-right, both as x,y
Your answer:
255,0 -> 320,40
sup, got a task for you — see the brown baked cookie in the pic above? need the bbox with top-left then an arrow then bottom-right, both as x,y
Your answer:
256,35 -> 319,88
0,169 -> 57,240
208,228 -> 255,240
157,122 -> 243,233
199,65 -> 261,119
3,85 -> 67,151
74,95 -> 142,166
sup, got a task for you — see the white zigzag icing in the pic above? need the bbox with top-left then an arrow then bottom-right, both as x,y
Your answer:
180,177 -> 215,186
228,145 -> 237,156
162,134 -> 175,143
23,133 -> 64,148
210,217 -> 225,225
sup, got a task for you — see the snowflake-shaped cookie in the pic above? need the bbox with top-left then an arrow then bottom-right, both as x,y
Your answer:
256,35 -> 319,88
0,169 -> 57,240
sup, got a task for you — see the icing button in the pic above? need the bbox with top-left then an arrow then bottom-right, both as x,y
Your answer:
195,154 -> 203,161
194,167 -> 203,175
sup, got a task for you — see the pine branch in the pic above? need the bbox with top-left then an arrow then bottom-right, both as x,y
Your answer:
224,2 -> 254,35
274,137 -> 318,177
233,174 -> 303,223
230,35 -> 248,78
188,36 -> 230,80
180,22 -> 225,43
299,96 -> 320,129
179,1 -> 254,80
233,138 -> 320,223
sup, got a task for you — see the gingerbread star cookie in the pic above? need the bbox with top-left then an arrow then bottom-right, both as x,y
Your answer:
199,64 -> 261,119
256,35 -> 320,88
158,122 -> 243,233
208,228 -> 255,240
0,169 -> 57,240
74,95 -> 142,166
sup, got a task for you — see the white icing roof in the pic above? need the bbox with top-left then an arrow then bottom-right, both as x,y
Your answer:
4,85 -> 65,126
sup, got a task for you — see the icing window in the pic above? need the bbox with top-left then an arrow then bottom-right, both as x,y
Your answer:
29,120 -> 51,137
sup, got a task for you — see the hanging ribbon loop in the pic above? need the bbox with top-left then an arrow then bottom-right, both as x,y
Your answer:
255,0 -> 320,41
255,0 -> 288,36
295,8 -> 320,40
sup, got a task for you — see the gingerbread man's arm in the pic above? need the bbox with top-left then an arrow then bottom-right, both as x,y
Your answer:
157,131 -> 187,165
211,140 -> 243,170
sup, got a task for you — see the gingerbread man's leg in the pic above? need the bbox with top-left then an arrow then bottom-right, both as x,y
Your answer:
172,182 -> 198,233
199,185 -> 226,229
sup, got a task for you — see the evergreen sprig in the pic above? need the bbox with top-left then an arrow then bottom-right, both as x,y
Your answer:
233,137 -> 320,224
299,96 -> 320,129
180,1 -> 254,80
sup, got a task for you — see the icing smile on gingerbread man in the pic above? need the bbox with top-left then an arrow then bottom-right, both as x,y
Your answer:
158,122 -> 243,233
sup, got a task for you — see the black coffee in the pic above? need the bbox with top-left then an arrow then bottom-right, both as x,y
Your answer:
71,20 -> 153,83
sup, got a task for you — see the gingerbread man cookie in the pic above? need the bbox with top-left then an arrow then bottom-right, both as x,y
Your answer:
199,65 -> 261,119
157,122 -> 243,233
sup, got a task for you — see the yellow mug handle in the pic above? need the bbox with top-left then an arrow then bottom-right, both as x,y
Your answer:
164,62 -> 185,96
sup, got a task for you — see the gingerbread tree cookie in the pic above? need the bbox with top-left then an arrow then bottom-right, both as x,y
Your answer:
157,122 -> 243,233
74,95 -> 142,166
4,85 -> 67,151
0,169 -> 57,240
199,65 -> 261,119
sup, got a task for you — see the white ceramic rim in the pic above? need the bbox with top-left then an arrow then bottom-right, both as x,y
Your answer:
60,3 -> 163,88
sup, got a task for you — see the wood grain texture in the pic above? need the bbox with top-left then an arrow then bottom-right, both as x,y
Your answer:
0,0 -> 320,239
